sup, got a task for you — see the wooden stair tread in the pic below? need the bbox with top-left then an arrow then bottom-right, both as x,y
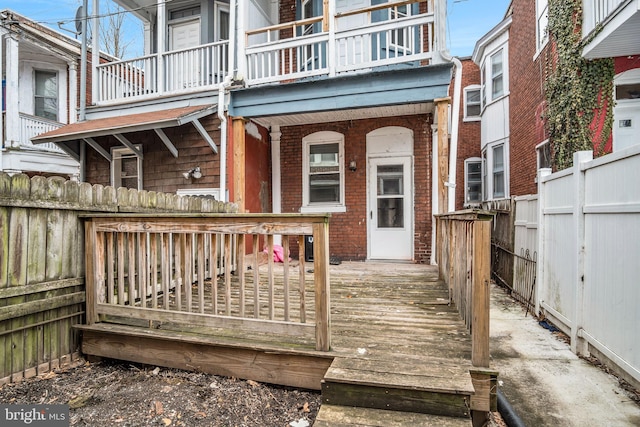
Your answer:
314,405 -> 472,427
324,357 -> 474,394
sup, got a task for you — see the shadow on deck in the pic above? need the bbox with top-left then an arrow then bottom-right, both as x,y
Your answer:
76,261 -> 494,426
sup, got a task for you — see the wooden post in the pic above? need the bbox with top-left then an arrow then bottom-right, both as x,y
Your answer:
84,220 -> 96,324
313,219 -> 330,351
322,0 -> 329,32
232,117 -> 246,212
435,97 -> 450,214
471,220 -> 491,367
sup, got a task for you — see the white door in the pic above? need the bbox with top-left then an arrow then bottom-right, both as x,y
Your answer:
368,156 -> 413,260
169,19 -> 201,88
336,0 -> 369,68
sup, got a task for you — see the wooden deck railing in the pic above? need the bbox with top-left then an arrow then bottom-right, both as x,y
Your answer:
435,210 -> 493,368
83,214 -> 331,351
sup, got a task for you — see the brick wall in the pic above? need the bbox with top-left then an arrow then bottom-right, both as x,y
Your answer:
509,0 -> 549,196
279,115 -> 434,263
85,115 -> 221,194
452,58 -> 481,210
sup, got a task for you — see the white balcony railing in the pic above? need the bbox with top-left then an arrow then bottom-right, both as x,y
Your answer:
19,113 -> 66,154
244,0 -> 436,85
96,41 -> 229,105
583,0 -> 626,36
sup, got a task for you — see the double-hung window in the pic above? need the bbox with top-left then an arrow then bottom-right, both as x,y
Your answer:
111,145 -> 143,190
34,70 -> 58,121
536,0 -> 549,52
492,144 -> 505,199
482,142 -> 508,200
491,50 -> 504,100
301,132 -> 345,213
464,85 -> 481,120
464,158 -> 482,205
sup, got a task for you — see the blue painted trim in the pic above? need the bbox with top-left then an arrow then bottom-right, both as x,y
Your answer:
230,63 -> 453,118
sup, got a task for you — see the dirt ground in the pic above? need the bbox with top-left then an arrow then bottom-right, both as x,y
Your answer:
0,358 -> 321,427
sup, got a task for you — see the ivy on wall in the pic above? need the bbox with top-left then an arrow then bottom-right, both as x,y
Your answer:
545,0 -> 615,170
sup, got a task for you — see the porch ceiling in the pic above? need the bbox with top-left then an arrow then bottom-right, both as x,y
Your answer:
31,105 -> 218,160
229,63 -> 453,125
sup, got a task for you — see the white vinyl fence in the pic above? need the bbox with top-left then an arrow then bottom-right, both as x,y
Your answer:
537,148 -> 640,386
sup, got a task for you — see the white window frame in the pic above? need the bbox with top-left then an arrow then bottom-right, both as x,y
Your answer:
490,49 -> 504,101
463,85 -> 481,121
464,157 -> 483,206
535,0 -> 549,56
111,145 -> 143,190
34,69 -> 58,121
215,2 -> 230,41
301,131 -> 346,213
536,139 -> 552,170
482,141 -> 509,201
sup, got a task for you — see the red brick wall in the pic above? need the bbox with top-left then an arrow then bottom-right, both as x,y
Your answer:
279,115 -> 434,263
452,58 -> 481,210
84,115 -> 221,194
509,0 -> 550,196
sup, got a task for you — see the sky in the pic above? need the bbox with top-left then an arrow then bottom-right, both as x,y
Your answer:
3,0 -> 512,58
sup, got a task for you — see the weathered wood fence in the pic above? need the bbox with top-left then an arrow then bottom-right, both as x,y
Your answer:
0,173 -> 236,384
83,214 -> 331,351
435,210 -> 492,368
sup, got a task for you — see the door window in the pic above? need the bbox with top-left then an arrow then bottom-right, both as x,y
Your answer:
377,164 -> 404,228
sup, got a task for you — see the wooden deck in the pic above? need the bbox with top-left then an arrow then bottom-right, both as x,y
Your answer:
77,261 -> 486,425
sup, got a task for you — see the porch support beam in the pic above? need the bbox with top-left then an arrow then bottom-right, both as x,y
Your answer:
435,97 -> 450,214
232,117 -> 246,212
56,143 -> 81,162
154,128 -> 179,158
83,137 -> 112,162
114,134 -> 143,159
192,119 -> 218,154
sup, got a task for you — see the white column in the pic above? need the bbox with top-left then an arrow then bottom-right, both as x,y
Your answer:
68,62 -> 78,123
92,0 -> 100,105
235,0 -> 246,79
270,125 -> 282,245
5,35 -> 20,148
0,30 -> 4,153
157,0 -> 166,95
327,0 -> 336,77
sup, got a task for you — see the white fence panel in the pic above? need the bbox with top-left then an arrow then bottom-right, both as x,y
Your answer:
514,195 -> 538,256
539,168 -> 577,330
537,147 -> 640,386
582,147 -> 640,380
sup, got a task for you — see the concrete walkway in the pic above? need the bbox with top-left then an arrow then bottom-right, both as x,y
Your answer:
490,284 -> 640,426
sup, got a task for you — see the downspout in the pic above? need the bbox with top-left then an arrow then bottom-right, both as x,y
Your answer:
218,77 -> 232,203
437,51 -> 462,213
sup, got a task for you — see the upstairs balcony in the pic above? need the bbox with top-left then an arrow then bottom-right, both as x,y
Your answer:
95,41 -> 229,106
93,0 -> 442,105
242,0 -> 442,86
582,0 -> 640,59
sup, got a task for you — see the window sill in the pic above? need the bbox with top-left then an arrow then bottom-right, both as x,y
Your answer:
463,116 -> 481,122
300,205 -> 346,214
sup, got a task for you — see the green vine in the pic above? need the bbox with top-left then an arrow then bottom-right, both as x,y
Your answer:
545,0 -> 615,170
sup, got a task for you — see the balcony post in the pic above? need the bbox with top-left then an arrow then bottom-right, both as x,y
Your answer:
5,35 -> 19,148
157,0 -> 166,95
326,0 -> 336,77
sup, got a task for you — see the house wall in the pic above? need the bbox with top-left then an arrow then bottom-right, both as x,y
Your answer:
508,0 -> 548,197
279,114 -> 433,263
84,115 -> 221,194
453,58 -> 481,211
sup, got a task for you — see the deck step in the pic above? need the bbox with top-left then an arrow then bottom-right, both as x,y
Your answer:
321,357 -> 473,418
314,404 -> 472,427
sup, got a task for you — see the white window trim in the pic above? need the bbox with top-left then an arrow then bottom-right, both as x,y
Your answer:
301,131 -> 346,213
34,69 -> 59,121
534,0 -> 549,59
111,145 -> 143,190
481,46 -> 509,110
463,85 -> 481,121
536,139 -> 552,170
464,157 -> 482,206
482,141 -> 509,201
215,2 -> 230,42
